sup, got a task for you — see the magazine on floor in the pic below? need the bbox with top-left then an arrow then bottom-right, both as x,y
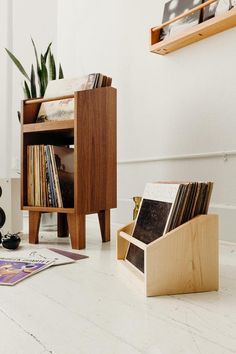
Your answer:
0,248 -> 77,286
0,248 -> 75,267
0,258 -> 53,286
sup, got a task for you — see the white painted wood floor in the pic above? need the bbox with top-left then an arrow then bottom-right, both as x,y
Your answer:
0,220 -> 236,354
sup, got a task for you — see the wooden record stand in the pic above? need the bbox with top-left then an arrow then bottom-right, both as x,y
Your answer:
21,87 -> 117,249
117,214 -> 219,297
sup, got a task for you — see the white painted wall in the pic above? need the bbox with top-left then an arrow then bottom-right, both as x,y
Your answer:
0,0 -> 58,178
11,0 -> 58,175
0,0 -> 12,177
57,0 -> 236,241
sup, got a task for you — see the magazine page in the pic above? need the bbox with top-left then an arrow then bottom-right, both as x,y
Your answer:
22,249 -> 75,266
0,248 -> 75,266
0,258 -> 53,286
49,248 -> 88,261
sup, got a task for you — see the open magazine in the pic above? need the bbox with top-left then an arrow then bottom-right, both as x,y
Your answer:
0,258 -> 53,286
0,248 -> 77,286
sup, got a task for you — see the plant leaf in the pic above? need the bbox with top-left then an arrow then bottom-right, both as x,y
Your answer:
58,63 -> 64,79
37,69 -> 44,97
30,64 -> 37,98
31,38 -> 40,74
31,37 -> 43,95
23,80 -> 31,99
5,48 -> 30,81
49,52 -> 56,80
17,111 -> 21,123
41,54 -> 48,95
44,42 -> 52,62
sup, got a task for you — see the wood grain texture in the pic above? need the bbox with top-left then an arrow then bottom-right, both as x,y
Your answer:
28,211 -> 41,244
67,213 -> 86,249
98,210 -> 110,242
21,101 -> 26,209
75,87 -> 117,214
117,222 -> 135,260
150,8 -> 236,55
21,118 -> 31,208
23,120 -> 74,133
22,87 -> 117,248
119,231 -> 147,251
23,206 -> 75,213
22,100 -> 41,124
117,215 -> 219,297
25,94 -> 74,105
145,214 -> 219,296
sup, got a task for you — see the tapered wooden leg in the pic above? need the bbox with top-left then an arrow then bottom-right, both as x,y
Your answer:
98,209 -> 110,242
57,213 -> 69,238
29,211 -> 41,244
67,213 -> 86,249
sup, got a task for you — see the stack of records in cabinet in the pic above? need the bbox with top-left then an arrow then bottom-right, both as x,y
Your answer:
27,145 -> 74,208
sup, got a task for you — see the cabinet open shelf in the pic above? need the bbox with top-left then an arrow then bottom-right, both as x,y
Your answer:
22,206 -> 75,213
23,120 -> 74,134
150,2 -> 236,55
24,94 -> 74,105
21,87 -> 117,249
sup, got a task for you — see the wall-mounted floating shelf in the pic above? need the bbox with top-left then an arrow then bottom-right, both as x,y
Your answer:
150,0 -> 236,55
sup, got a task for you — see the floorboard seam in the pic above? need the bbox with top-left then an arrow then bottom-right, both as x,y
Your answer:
0,307 -> 53,353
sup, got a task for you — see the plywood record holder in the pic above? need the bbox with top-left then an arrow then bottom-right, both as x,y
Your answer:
117,215 -> 219,297
150,0 -> 236,55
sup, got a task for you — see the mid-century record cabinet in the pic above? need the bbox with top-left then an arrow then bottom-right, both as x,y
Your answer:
21,87 -> 117,249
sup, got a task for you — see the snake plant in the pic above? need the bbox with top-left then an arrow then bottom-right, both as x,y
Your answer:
5,38 -> 64,100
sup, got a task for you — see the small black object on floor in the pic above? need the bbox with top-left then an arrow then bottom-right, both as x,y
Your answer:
0,232 -> 21,250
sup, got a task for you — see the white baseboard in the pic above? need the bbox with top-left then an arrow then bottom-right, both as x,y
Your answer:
23,200 -> 235,242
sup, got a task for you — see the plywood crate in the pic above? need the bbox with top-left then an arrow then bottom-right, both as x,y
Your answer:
117,215 -> 219,296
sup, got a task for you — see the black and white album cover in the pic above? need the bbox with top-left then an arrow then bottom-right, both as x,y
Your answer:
126,182 -> 180,273
203,0 -> 234,23
202,0 -> 219,21
160,0 -> 202,40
